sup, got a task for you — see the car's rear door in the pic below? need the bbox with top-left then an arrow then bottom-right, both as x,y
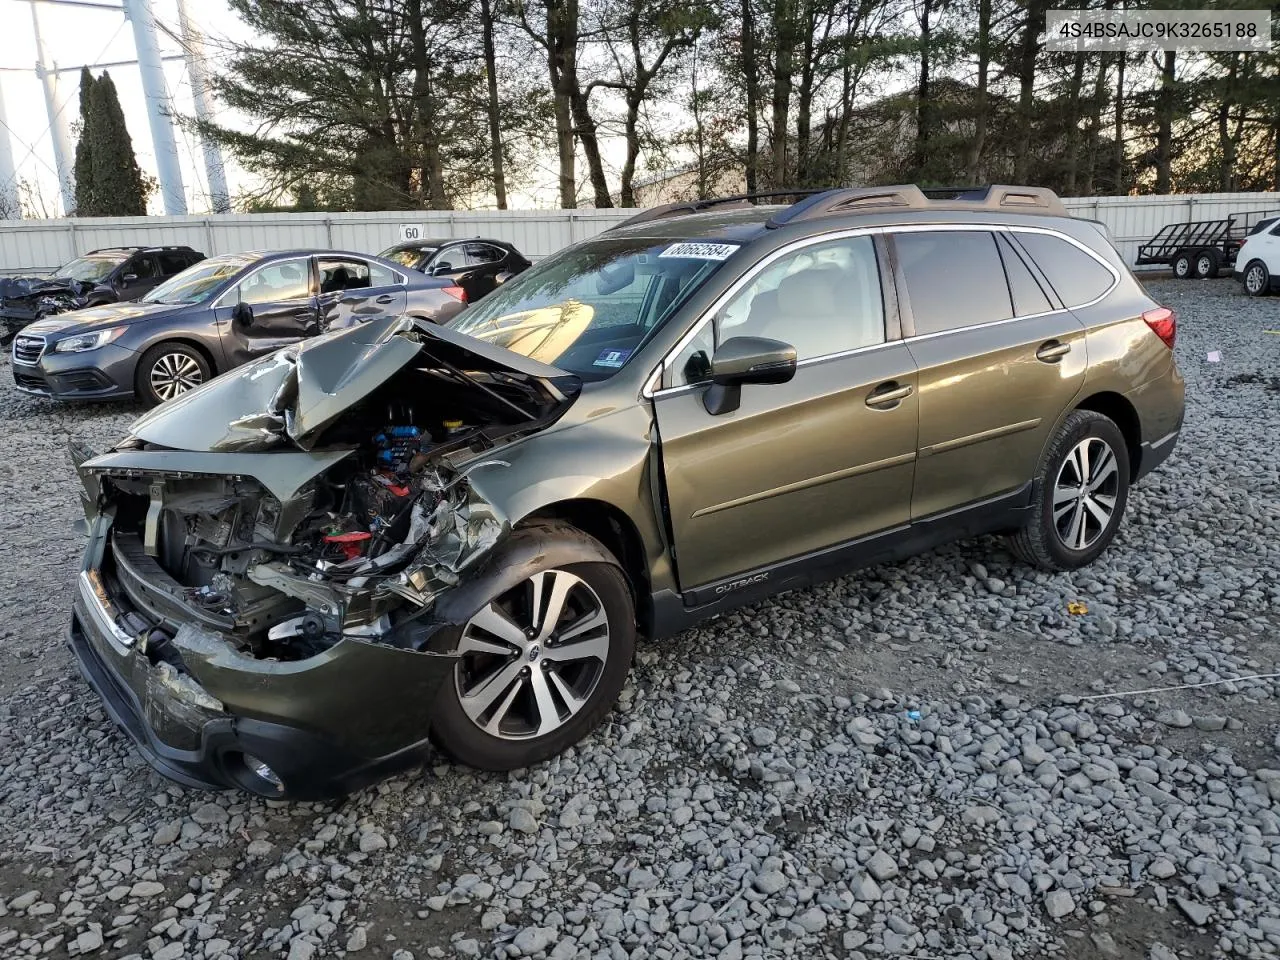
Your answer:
889,227 -> 1093,520
652,232 -> 919,594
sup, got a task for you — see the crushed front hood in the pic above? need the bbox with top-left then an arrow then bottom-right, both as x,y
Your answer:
129,314 -> 578,453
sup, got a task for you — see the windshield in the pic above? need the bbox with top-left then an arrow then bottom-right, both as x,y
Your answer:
382,247 -> 433,268
57,253 -> 128,283
142,254 -> 257,305
448,237 -> 739,379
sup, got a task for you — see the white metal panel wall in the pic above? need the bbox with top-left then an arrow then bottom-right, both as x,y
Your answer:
2,194 -> 1277,275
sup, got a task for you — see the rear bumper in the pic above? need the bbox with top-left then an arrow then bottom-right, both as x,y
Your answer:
68,523 -> 459,799
1135,421 -> 1181,482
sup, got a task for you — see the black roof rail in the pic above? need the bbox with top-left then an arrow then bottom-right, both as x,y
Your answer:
767,183 -> 1068,228
606,189 -> 825,233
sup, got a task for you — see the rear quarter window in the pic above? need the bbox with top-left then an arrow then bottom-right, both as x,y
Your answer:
1014,232 -> 1115,308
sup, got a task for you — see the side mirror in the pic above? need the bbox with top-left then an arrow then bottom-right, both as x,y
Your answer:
233,301 -> 254,328
703,336 -> 797,415
431,262 -> 454,276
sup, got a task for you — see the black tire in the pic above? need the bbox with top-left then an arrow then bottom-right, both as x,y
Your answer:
1243,259 -> 1271,297
1006,410 -> 1131,572
1193,248 -> 1221,280
1171,252 -> 1193,279
135,342 -> 212,407
428,532 -> 635,771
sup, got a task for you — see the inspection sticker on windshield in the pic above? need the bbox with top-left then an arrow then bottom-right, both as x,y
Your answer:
594,347 -> 633,368
659,241 -> 738,261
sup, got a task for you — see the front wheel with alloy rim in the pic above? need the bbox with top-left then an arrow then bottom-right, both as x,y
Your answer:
1243,260 -> 1271,297
1006,409 -> 1131,571
429,548 -> 635,771
137,343 -> 211,406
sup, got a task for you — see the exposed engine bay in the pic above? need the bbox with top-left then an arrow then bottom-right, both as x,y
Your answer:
79,316 -> 581,665
0,275 -> 101,337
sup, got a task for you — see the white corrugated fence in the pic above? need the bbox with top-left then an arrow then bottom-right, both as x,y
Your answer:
1,192 -> 1277,276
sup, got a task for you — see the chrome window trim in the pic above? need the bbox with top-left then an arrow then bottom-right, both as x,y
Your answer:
643,221 -> 1121,400
212,255 -> 313,309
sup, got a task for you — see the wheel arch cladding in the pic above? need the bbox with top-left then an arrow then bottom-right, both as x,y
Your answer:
1075,391 -> 1141,480
524,499 -> 651,628
421,519 -> 627,649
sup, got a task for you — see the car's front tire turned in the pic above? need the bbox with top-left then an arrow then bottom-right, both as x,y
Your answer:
1243,259 -> 1271,297
1007,410 -> 1130,572
428,538 -> 635,772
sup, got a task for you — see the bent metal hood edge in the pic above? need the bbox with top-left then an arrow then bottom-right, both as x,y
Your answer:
127,314 -> 581,454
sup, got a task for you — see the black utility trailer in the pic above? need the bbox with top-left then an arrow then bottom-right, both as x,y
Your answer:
1137,210 -> 1280,279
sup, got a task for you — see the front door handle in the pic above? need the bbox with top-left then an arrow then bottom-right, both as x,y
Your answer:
1036,340 -> 1071,363
865,381 -> 914,409
375,294 -> 396,304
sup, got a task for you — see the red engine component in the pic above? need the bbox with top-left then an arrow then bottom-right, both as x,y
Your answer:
323,530 -> 373,560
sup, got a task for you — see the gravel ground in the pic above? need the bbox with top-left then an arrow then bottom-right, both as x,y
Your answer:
2,277 -> 1279,960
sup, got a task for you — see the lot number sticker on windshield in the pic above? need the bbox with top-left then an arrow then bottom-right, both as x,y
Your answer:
659,242 -> 738,261
594,347 -> 633,368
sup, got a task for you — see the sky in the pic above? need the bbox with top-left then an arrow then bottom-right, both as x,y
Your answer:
0,0 -> 250,217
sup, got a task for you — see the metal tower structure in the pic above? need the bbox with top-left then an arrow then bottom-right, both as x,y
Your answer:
29,1 -> 77,213
122,0 -> 186,214
8,0 -> 231,217
0,86 -> 21,217
175,0 -> 229,212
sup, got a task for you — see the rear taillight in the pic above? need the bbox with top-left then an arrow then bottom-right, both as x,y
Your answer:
443,285 -> 467,302
1143,306 -> 1176,349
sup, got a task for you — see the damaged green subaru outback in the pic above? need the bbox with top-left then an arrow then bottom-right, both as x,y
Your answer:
70,186 -> 1184,798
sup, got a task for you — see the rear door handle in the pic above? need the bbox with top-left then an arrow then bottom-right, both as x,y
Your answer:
375,294 -> 396,304
1036,340 -> 1071,363
865,381 -> 913,409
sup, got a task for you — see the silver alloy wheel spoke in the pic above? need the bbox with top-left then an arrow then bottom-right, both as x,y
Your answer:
151,353 -> 203,400
455,568 -> 611,741
1054,437 -> 1119,552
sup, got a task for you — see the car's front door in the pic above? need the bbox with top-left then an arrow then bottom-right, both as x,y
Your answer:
316,256 -> 407,329
890,227 -> 1092,520
652,233 -> 920,592
215,256 -> 319,367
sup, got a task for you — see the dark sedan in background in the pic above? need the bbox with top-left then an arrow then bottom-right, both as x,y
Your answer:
11,249 -> 468,406
378,237 -> 531,302
0,245 -> 205,344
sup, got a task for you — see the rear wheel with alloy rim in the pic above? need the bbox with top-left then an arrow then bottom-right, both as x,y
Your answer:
1007,409 -> 1131,571
137,343 -> 211,406
1244,260 -> 1270,297
430,544 -> 635,771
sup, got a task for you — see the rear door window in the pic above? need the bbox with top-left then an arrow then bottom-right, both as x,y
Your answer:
1013,232 -> 1115,307
158,253 -> 190,276
465,243 -> 504,265
894,231 -> 1012,335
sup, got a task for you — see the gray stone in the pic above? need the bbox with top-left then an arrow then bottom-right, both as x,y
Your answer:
1175,898 -> 1213,926
1044,890 -> 1075,919
509,808 -> 539,834
753,871 -> 788,895
866,850 -> 899,881
1155,709 -> 1193,729
513,927 -> 556,955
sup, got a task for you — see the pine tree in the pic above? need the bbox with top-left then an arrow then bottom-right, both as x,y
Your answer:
72,70 -> 149,216
90,72 -> 148,216
72,68 -> 97,216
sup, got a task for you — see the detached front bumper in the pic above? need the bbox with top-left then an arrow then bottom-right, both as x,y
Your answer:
69,526 -> 459,799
